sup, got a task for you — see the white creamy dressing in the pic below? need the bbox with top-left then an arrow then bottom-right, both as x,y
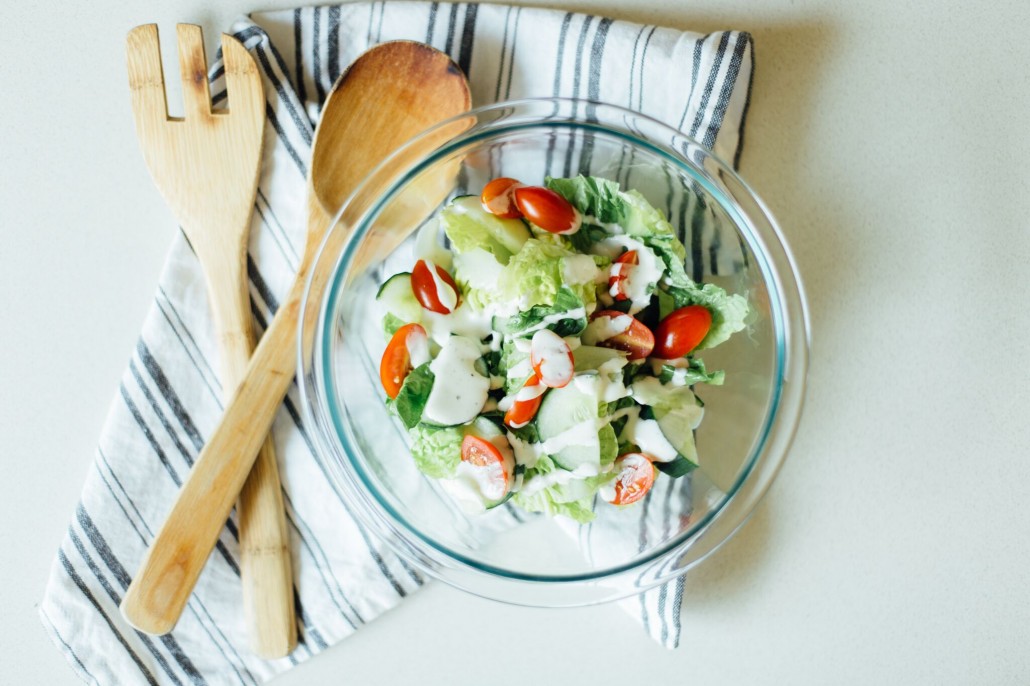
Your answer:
499,376 -> 547,427
518,461 -> 601,497
595,236 -> 663,314
612,404 -> 678,463
506,355 -> 533,381
422,301 -> 498,351
630,377 -> 703,430
595,356 -> 630,402
582,313 -> 632,345
423,336 -> 490,426
425,260 -> 458,313
514,379 -> 546,402
440,461 -> 501,512
413,218 -> 453,270
582,214 -> 624,234
506,430 -> 540,469
538,418 -> 598,455
530,329 -> 573,386
404,328 -> 430,368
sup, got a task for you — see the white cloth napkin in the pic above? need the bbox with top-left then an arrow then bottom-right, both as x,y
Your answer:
39,3 -> 754,684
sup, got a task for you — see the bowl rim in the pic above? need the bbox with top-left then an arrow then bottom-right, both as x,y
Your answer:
300,96 -> 810,595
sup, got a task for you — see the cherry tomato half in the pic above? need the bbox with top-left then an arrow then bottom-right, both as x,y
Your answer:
588,310 -> 655,360
530,328 -> 574,388
608,453 -> 656,506
411,259 -> 460,314
504,373 -> 545,429
653,305 -> 712,358
608,250 -> 639,301
480,177 -> 523,218
379,323 -> 427,399
513,186 -> 580,234
461,435 -> 511,500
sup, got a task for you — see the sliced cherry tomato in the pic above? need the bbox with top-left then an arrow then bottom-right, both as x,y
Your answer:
504,373 -> 545,428
411,259 -> 460,314
480,177 -> 523,218
608,453 -> 656,506
530,329 -> 574,388
653,305 -> 712,358
608,250 -> 639,301
513,186 -> 581,235
461,435 -> 511,500
586,309 -> 655,360
379,323 -> 428,399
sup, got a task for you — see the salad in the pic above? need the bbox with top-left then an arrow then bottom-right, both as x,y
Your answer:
376,175 -> 747,522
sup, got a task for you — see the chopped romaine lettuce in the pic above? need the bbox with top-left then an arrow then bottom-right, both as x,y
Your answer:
545,175 -> 627,224
382,312 -> 406,336
657,279 -> 748,350
379,175 -> 747,521
440,195 -> 530,264
496,286 -> 587,338
452,247 -> 505,309
658,358 -> 726,386
408,423 -> 462,478
499,239 -> 599,309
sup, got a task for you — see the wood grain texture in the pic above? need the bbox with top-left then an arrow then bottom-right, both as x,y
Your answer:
120,38 -> 470,651
121,24 -> 296,657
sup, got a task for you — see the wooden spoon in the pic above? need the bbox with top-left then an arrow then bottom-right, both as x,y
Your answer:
121,40 -> 471,638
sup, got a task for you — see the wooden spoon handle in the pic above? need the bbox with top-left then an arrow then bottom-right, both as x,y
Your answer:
121,264 -> 305,636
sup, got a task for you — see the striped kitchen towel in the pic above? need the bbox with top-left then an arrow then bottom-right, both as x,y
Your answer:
40,3 -> 754,684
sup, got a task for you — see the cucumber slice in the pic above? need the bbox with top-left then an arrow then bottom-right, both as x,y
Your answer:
375,272 -> 422,324
655,413 -> 699,465
441,195 -> 530,264
536,380 -> 600,472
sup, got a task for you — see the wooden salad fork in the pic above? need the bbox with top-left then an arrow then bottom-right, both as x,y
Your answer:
119,41 -> 471,654
122,24 -> 296,657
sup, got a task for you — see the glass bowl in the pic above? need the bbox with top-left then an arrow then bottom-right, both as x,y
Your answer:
298,98 -> 809,607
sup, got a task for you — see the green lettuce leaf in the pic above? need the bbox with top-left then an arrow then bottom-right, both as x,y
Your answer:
440,196 -> 530,264
545,175 -> 627,224
498,239 -> 599,309
496,286 -> 586,338
392,363 -> 434,429
658,358 -> 726,386
657,280 -> 748,350
382,312 -> 405,336
408,423 -> 462,478
511,455 -> 613,523
452,247 -> 505,309
598,422 -> 618,467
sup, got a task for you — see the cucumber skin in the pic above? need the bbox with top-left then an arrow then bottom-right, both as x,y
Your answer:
375,272 -> 422,324
655,455 -> 697,478
376,271 -> 412,299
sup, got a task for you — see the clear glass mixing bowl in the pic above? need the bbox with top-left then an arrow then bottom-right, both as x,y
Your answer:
298,99 -> 809,606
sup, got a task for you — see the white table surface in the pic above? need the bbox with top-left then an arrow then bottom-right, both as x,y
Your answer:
3,0 -> 1029,683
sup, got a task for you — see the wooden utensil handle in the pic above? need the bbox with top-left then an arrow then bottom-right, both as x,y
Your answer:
121,262 -> 303,637
205,264 -> 297,658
